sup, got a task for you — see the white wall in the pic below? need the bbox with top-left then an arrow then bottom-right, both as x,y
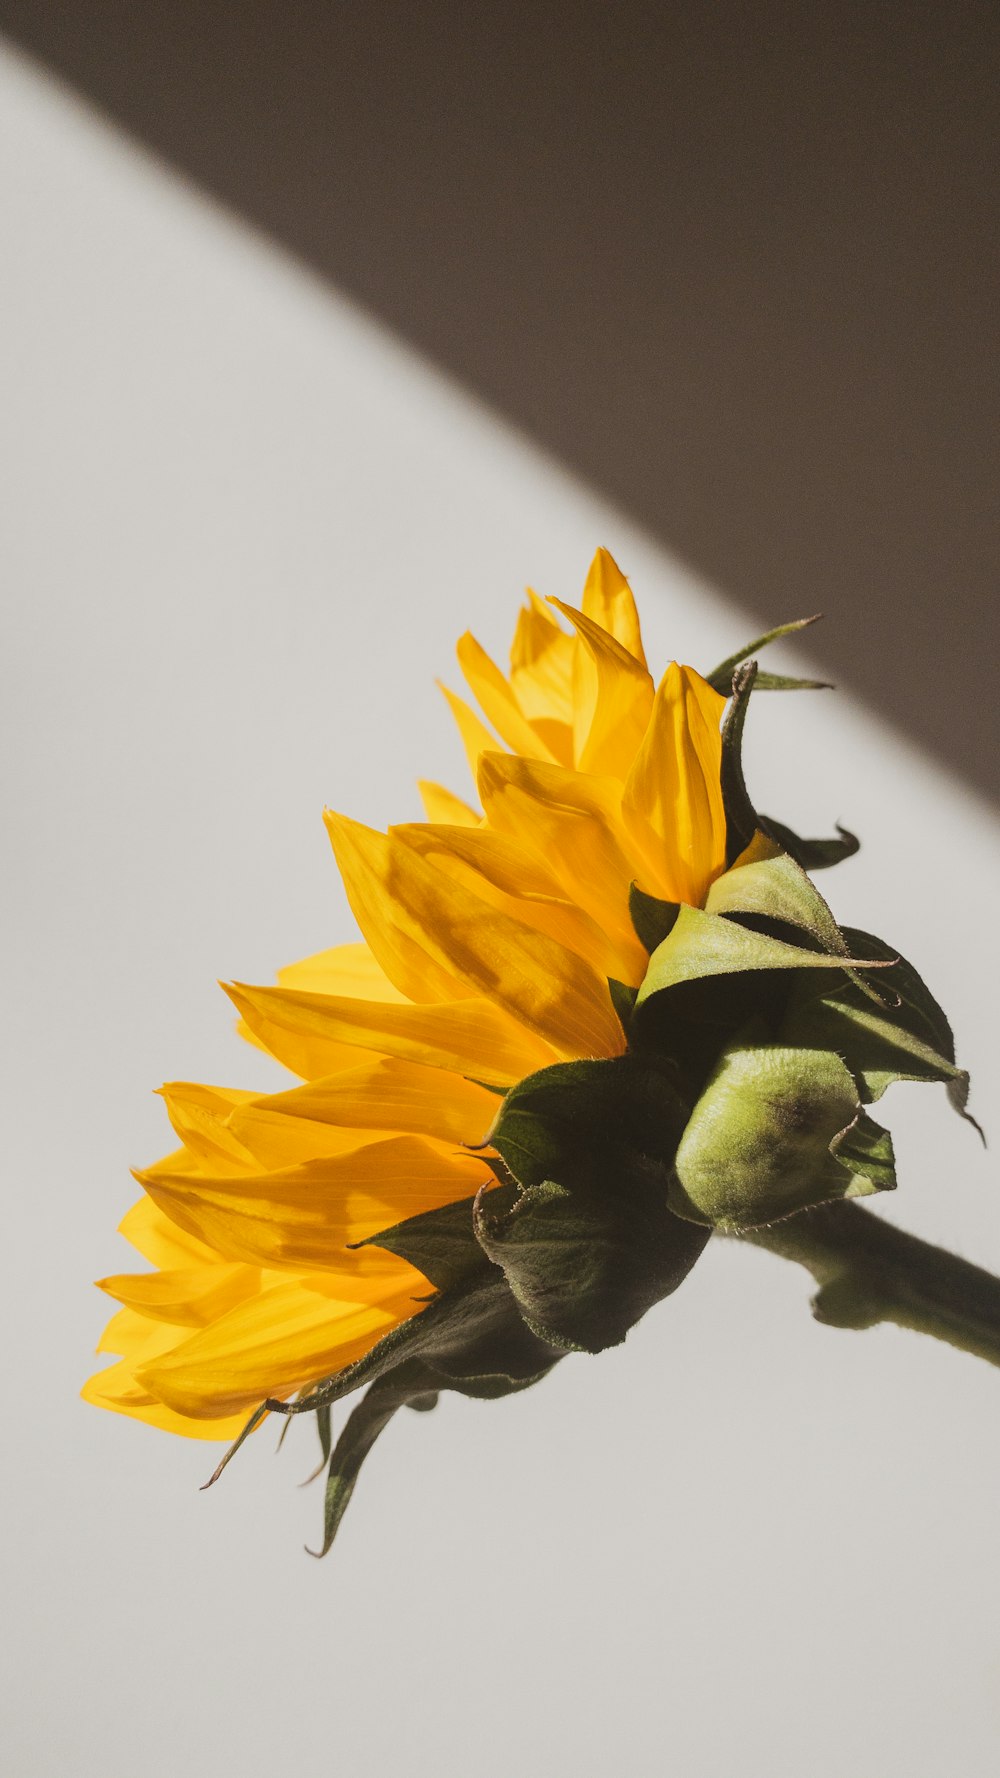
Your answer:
3,41 -> 999,1778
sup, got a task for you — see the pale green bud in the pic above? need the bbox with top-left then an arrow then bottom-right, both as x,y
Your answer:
669,1043 -> 893,1230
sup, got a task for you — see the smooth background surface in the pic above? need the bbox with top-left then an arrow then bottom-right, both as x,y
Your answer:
3,39 -> 1000,1778
3,0 -> 999,799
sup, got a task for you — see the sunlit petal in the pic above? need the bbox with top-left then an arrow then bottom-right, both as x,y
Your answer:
622,662 -> 728,906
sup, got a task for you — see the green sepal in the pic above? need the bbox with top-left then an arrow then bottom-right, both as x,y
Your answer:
315,1401 -> 333,1463
705,844 -> 848,955
830,1110 -> 897,1194
783,928 -> 981,1135
714,654 -> 851,881
628,880 -> 680,953
283,1266 -> 565,1553
203,1241 -> 567,1548
702,843 -> 885,1005
707,615 -> 824,694
608,977 -> 639,1037
635,903 -> 889,1010
359,1186 -> 518,1292
669,1044 -> 891,1230
486,1054 -> 690,1194
279,1251 -> 562,1417
747,670 -> 833,692
201,1401 -> 270,1490
474,1176 -> 709,1352
308,1361 -> 434,1557
760,816 -> 860,872
478,1053 -> 706,1350
308,1343 -> 557,1557
294,1395 -> 333,1485
720,661 -> 759,865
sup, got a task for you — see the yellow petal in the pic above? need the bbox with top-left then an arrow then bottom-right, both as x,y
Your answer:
277,942 -> 406,1001
437,681 -> 500,790
393,820 -> 632,983
236,943 -> 404,1073
580,548 -> 648,668
621,662 -> 728,906
477,752 -> 647,976
81,1358 -> 251,1439
98,1261 -> 262,1327
119,1192 -> 224,1269
417,781 -> 480,826
137,1135 -> 496,1269
226,980 -> 555,1086
160,1081 -> 389,1175
158,1081 -> 258,1172
507,592 -> 576,761
200,1105 -> 394,1172
257,1056 -> 498,1148
457,632 -> 558,761
137,1275 -> 422,1419
549,598 -> 654,780
326,811 -> 474,1004
97,1303 -> 174,1358
337,820 -> 624,1059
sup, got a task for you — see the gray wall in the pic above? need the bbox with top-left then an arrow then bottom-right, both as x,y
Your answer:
3,0 -> 999,797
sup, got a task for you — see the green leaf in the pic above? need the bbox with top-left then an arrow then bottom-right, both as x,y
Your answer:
628,880 -> 680,953
669,1044 -> 885,1229
760,816 -> 860,872
707,615 -> 824,693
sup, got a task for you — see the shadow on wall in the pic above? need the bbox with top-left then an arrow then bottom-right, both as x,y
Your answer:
4,0 -> 998,800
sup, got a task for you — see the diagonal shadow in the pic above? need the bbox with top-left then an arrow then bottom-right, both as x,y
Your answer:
4,0 -> 998,801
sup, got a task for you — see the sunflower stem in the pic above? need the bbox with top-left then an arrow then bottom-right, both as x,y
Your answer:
731,1201 -> 1000,1369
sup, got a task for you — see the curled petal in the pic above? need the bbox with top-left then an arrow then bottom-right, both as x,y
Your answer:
622,662 -> 727,906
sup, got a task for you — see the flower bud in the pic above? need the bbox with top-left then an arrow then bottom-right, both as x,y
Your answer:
669,1043 -> 892,1229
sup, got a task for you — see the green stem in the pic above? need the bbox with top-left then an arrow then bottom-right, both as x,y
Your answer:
732,1201 -> 1000,1369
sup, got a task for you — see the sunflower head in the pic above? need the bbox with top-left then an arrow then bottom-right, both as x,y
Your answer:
84,551 -> 975,1552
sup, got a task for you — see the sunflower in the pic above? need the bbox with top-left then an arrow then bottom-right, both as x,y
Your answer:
83,551 -> 728,1432
85,549 -> 975,1547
